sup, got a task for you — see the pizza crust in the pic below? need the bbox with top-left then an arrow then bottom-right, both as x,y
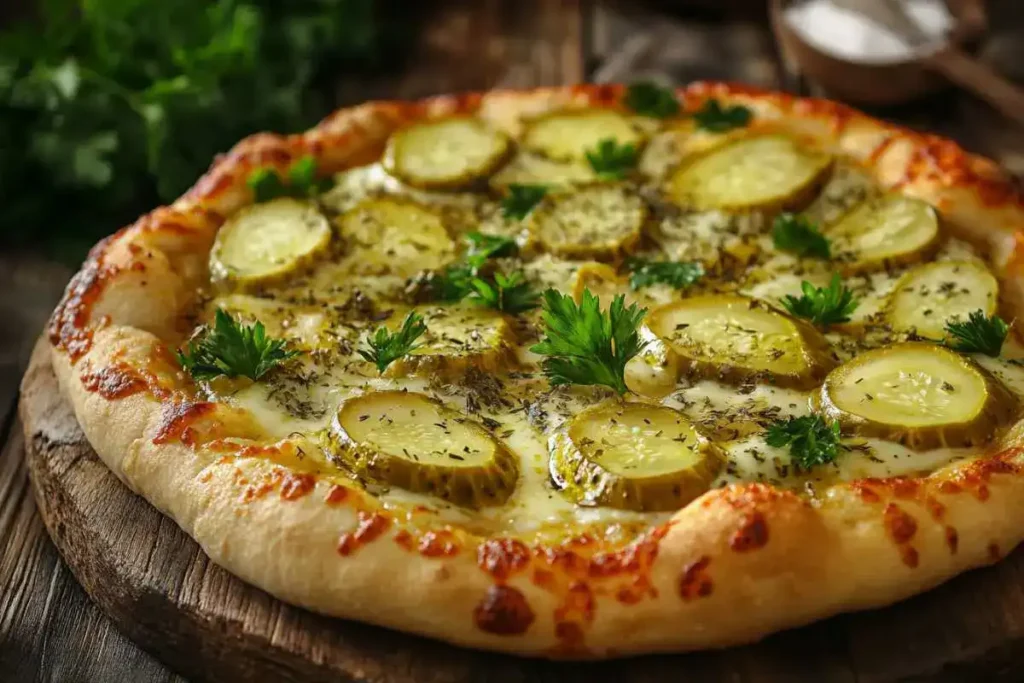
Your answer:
48,82 -> 1024,657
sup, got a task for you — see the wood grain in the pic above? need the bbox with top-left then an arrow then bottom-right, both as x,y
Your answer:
17,338 -> 1024,683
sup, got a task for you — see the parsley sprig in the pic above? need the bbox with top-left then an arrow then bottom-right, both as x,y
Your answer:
781,274 -> 858,328
531,288 -> 648,395
501,184 -> 547,220
465,231 -> 518,267
623,82 -> 680,119
626,258 -> 703,291
585,138 -> 638,180
177,309 -> 298,381
692,98 -> 752,132
772,213 -> 830,259
469,272 -> 540,314
358,311 -> 427,374
765,415 -> 843,470
247,156 -> 333,203
945,310 -> 1009,357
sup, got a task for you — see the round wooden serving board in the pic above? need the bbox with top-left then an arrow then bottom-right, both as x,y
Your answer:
18,339 -> 1024,683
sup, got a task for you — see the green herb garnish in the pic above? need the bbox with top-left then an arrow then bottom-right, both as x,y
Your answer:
247,155 -> 332,203
692,98 -> 752,132
531,288 -> 647,395
781,274 -> 858,328
945,310 -> 1009,357
772,213 -> 831,259
469,272 -> 540,314
177,309 -> 298,381
765,415 -> 843,469
465,231 -> 518,267
585,138 -> 638,180
358,311 -> 428,374
623,81 -> 680,119
501,184 -> 547,221
626,258 -> 703,291
428,264 -> 475,302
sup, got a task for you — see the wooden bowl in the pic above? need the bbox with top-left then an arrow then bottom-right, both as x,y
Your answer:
770,0 -> 987,106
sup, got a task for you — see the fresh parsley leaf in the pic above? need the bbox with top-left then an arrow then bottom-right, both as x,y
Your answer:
531,288 -> 647,395
765,415 -> 843,470
358,311 -> 428,374
626,258 -> 703,291
623,81 -> 679,119
772,213 -> 830,259
692,98 -> 752,132
428,263 -> 476,302
585,138 -> 638,180
945,310 -> 1009,357
468,272 -> 540,314
465,231 -> 518,268
781,274 -> 858,327
247,155 -> 332,203
501,184 -> 547,221
177,309 -> 298,381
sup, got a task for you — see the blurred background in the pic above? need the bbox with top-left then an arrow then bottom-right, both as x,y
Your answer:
2,1 -> 1024,677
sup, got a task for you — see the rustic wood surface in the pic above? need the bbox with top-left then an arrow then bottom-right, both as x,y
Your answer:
5,1 -> 1024,681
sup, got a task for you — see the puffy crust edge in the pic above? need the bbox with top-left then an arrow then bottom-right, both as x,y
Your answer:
47,82 -> 1024,658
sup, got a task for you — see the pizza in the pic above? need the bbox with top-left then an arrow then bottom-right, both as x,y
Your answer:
47,82 -> 1024,658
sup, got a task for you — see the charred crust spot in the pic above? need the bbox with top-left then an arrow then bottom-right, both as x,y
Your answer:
279,472 -> 316,501
152,401 -> 217,445
393,529 -> 415,552
730,512 -> 769,553
49,260 -> 116,362
532,568 -> 555,590
553,622 -> 586,655
988,543 -> 1001,561
325,485 -> 350,506
944,526 -> 959,555
679,555 -> 714,601
473,585 -> 534,636
588,524 -> 668,578
554,580 -> 595,625
80,364 -> 147,400
419,529 -> 461,558
477,538 -> 530,581
337,511 -> 392,557
851,481 -> 881,503
883,503 -> 919,568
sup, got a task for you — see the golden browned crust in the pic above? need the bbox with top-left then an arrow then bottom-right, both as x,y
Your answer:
48,82 -> 1024,658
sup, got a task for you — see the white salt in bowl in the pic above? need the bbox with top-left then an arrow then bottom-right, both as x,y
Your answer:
770,0 -> 987,106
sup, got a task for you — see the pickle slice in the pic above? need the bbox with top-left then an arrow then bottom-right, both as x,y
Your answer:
827,195 -> 939,274
887,260 -> 998,340
331,391 -> 519,508
528,184 -> 646,261
384,305 -> 518,380
523,109 -> 645,162
666,135 -> 831,212
817,343 -> 1017,450
489,153 -> 597,193
336,197 -> 456,277
210,198 -> 332,288
646,295 -> 836,388
550,402 -> 723,512
383,117 -> 511,191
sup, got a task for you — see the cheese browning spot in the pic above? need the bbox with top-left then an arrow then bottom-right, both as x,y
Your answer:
329,391 -> 519,508
550,402 -> 723,512
646,295 -> 835,388
384,117 -> 512,190
678,555 -> 713,601
818,343 -> 1018,450
473,585 -> 535,635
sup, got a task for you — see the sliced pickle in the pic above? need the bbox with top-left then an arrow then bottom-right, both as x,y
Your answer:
489,153 -> 596,193
570,263 -> 629,304
801,164 -> 877,227
383,117 -> 511,191
827,195 -> 939,274
330,391 -> 519,507
646,295 -> 836,388
336,197 -> 456,277
549,402 -> 723,511
384,305 -> 518,380
528,184 -> 646,260
886,260 -> 998,340
817,343 -> 1017,450
210,198 -> 332,288
666,135 -> 831,213
522,109 -> 645,162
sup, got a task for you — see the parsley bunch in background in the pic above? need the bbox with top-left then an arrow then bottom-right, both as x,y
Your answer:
0,0 -> 418,261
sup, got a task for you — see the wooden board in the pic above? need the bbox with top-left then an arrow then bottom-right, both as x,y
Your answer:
18,339 -> 1024,683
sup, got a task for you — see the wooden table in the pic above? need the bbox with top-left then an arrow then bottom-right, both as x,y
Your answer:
4,2 -> 1024,681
